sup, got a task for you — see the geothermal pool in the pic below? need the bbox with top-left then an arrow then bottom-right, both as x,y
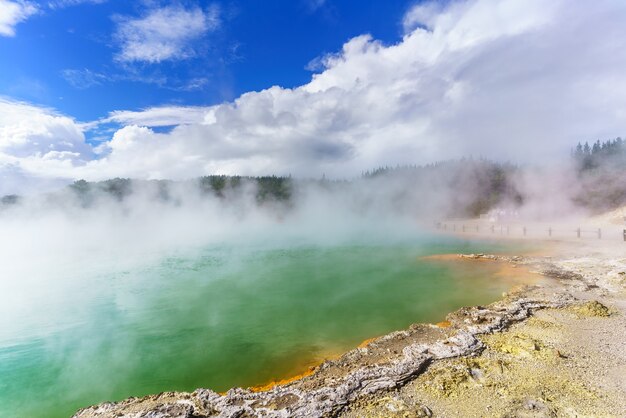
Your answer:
0,232 -> 523,418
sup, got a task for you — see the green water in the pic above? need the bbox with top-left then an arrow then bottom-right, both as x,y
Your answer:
0,236 -> 518,417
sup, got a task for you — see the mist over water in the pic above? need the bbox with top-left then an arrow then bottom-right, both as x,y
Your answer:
0,180 -> 527,418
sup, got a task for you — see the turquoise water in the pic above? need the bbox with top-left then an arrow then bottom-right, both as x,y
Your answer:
0,234 -> 519,417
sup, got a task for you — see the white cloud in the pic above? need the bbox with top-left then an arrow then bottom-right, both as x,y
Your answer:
61,68 -> 210,91
47,0 -> 106,9
0,0 -> 106,38
176,77 -> 210,92
4,0 -> 626,191
61,68 -> 107,89
104,106 -> 211,127
113,4 -> 220,63
402,1 -> 444,33
0,98 -> 90,159
0,98 -> 92,194
0,0 -> 37,37
306,0 -> 327,12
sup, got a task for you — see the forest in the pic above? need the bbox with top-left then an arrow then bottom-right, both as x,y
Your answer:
2,139 -> 626,218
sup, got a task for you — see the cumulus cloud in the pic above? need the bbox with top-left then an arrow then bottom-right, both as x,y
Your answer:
113,4 -> 221,63
0,98 -> 93,194
3,0 -> 626,191
86,0 -> 626,179
0,98 -> 90,159
0,0 -> 37,36
402,1 -> 444,33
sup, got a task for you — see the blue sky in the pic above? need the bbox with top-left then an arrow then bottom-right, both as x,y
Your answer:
0,0 -> 415,122
1,0 -> 626,194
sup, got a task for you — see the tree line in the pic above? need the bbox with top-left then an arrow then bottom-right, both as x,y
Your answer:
572,137 -> 626,171
2,139 -> 626,216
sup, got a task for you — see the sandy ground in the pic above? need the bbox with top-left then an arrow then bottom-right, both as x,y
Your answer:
73,231 -> 626,418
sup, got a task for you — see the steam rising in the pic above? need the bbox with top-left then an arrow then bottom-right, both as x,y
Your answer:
0,171 -> 487,416
0,155 -> 616,344
1,152 -> 623,418
1,1 -> 626,416
0,160 -> 599,345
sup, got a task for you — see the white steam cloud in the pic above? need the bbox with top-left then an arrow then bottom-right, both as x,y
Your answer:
0,179 -> 436,348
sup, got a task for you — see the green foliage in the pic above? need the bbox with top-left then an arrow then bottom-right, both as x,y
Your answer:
67,178 -> 132,206
362,159 -> 522,217
8,143 -> 626,217
254,176 -> 292,203
572,138 -> 626,171
571,137 -> 626,211
62,175 -> 295,206
69,179 -> 93,206
70,179 -> 90,194
0,194 -> 19,206
100,178 -> 133,201
199,175 -> 228,197
197,175 -> 292,203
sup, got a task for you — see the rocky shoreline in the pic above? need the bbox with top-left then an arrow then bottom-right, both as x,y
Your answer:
73,243 -> 626,418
